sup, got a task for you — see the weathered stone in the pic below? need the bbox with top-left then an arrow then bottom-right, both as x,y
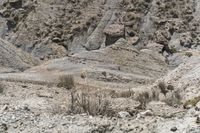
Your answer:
104,24 -> 125,37
196,117 -> 200,124
146,43 -> 163,52
104,24 -> 125,46
0,124 -> 7,132
52,37 -> 62,43
140,110 -> 154,116
118,111 -> 131,118
127,36 -> 139,45
9,0 -> 22,9
171,127 -> 178,132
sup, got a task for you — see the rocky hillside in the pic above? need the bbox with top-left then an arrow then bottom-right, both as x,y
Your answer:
0,0 -> 199,132
0,0 -> 198,60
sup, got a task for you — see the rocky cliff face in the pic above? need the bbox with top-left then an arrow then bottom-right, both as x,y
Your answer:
0,38 -> 38,71
0,0 -> 104,59
0,0 -> 199,61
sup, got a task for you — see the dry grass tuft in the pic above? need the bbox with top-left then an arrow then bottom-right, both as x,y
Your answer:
163,90 -> 182,106
170,46 -> 177,53
57,75 -> 75,90
184,96 -> 200,108
135,91 -> 150,109
0,83 -> 4,94
151,89 -> 159,101
68,89 -> 113,116
50,104 -> 67,115
185,52 -> 193,57
110,89 -> 135,98
158,82 -> 168,96
167,84 -> 174,91
157,82 -> 182,106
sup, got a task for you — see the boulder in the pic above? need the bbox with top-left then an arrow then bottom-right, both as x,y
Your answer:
127,36 -> 140,45
9,0 -> 22,9
118,111 -> 131,118
171,127 -> 178,132
146,43 -> 163,52
140,110 -> 154,116
195,101 -> 200,111
104,24 -> 125,46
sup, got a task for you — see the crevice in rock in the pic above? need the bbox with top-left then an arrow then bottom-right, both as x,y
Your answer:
10,0 -> 22,9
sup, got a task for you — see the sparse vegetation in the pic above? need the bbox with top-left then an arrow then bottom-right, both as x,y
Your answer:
158,81 -> 168,96
0,83 -> 4,94
135,91 -> 150,109
68,89 -> 113,116
163,90 -> 182,106
110,89 -> 135,98
51,104 -> 67,115
157,82 -> 182,106
184,96 -> 200,108
167,84 -> 174,91
151,89 -> 159,101
170,46 -> 177,53
80,70 -> 87,79
57,75 -> 75,90
185,52 -> 193,57
158,82 -> 178,97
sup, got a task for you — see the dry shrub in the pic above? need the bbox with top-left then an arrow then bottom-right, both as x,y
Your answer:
110,89 -> 135,98
163,90 -> 182,106
184,96 -> 200,108
157,82 -> 182,106
185,52 -> 193,57
170,46 -> 177,53
0,83 -> 4,94
135,91 -> 150,109
134,88 -> 160,110
57,75 -> 75,90
167,84 -> 174,91
80,70 -> 87,79
50,104 -> 67,115
151,89 -> 159,101
158,81 -> 168,96
68,89 -> 113,116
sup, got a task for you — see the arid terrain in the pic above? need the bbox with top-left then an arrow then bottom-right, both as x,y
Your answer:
0,0 -> 200,132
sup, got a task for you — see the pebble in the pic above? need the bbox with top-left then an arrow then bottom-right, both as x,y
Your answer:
140,110 -> 154,116
171,127 -> 178,132
118,111 -> 131,118
0,123 -> 8,131
13,124 -> 18,128
196,116 -> 200,124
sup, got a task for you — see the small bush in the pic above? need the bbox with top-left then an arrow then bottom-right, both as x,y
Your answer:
68,90 -> 113,116
151,89 -> 159,101
135,92 -> 150,109
51,104 -> 67,115
110,89 -> 135,98
158,82 -> 168,96
0,84 -> 4,93
167,84 -> 174,91
185,52 -> 193,57
163,90 -> 182,106
57,75 -> 75,90
184,96 -> 200,107
80,70 -> 87,79
170,46 -> 177,53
